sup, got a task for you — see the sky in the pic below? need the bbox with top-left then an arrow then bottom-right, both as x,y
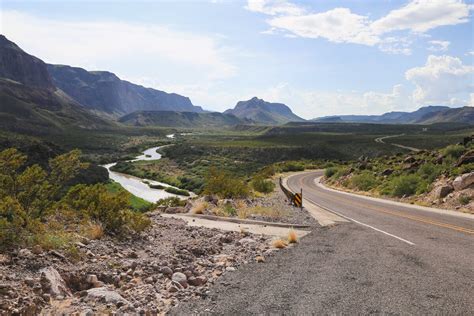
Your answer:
1,0 -> 473,118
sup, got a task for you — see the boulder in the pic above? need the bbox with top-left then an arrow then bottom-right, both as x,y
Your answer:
188,276 -> 207,287
171,272 -> 187,288
86,287 -> 129,305
453,172 -> 474,191
431,185 -> 454,199
456,150 -> 474,166
40,267 -> 71,298
381,169 -> 394,176
163,207 -> 186,214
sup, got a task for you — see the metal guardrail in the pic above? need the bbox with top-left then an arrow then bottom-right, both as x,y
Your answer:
279,177 -> 303,209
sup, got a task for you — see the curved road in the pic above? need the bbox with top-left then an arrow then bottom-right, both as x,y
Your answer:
172,171 -> 474,315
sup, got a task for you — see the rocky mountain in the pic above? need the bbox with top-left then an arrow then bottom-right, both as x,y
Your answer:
224,97 -> 305,125
119,111 -> 250,128
311,106 -> 472,124
0,35 -> 54,90
0,35 -> 111,134
47,64 -> 204,115
415,106 -> 474,124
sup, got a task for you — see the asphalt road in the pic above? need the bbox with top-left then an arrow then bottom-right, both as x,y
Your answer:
171,171 -> 474,315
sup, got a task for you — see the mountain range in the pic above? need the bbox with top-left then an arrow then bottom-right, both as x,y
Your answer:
0,34 -> 472,132
224,97 -> 304,125
312,105 -> 473,124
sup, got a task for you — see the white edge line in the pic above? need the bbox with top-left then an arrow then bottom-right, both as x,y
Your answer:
304,196 -> 416,246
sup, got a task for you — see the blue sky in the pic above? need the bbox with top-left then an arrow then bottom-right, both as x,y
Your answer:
1,0 -> 473,118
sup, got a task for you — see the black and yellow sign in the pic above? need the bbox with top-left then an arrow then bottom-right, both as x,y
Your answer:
293,193 -> 302,207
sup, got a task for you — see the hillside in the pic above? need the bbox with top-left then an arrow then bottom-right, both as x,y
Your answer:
119,110 -> 250,128
311,106 -> 469,124
224,97 -> 305,125
0,36 -> 112,134
0,35 -> 54,90
415,106 -> 474,124
47,64 -> 204,115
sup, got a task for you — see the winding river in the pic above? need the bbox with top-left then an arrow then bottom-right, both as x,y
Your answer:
103,146 -> 188,203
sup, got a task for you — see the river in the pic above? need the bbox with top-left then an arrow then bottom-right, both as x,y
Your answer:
103,146 -> 189,203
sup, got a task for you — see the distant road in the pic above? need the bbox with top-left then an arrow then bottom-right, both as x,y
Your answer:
375,134 -> 421,152
173,171 -> 474,315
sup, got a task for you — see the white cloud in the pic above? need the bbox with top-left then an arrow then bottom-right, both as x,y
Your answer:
371,0 -> 471,34
1,10 -> 237,82
248,0 -> 472,55
405,55 -> 474,104
268,8 -> 379,46
427,40 -> 450,52
246,0 -> 305,16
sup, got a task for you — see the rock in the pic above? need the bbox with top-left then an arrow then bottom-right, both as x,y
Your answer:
0,283 -> 13,295
18,249 -> 33,258
381,169 -> 393,176
24,278 -> 35,287
48,250 -> 65,260
404,156 -> 416,163
203,195 -> 218,205
238,238 -> 256,246
160,266 -> 173,277
163,207 -> 186,214
225,267 -> 236,272
171,272 -> 187,288
453,172 -> 474,191
188,276 -> 207,287
86,287 -> 129,306
456,150 -> 474,166
31,245 -> 43,255
432,185 -> 454,199
40,267 -> 71,298
255,256 -> 265,263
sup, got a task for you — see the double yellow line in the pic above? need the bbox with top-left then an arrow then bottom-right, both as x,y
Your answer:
302,176 -> 474,235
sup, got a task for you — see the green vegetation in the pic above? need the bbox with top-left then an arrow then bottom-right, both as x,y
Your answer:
327,142 -> 473,199
164,187 -> 190,196
251,176 -> 275,193
459,195 -> 471,205
106,181 -> 153,212
0,148 -> 150,250
349,172 -> 378,191
156,196 -> 186,207
204,167 -> 249,199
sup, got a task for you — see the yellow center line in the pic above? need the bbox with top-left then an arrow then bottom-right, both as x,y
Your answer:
294,175 -> 474,235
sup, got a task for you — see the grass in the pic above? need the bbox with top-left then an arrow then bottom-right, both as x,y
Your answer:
272,239 -> 288,249
287,229 -> 298,243
106,181 -> 153,211
191,201 -> 207,214
236,206 -> 288,219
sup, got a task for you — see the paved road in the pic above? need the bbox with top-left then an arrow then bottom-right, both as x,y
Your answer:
375,134 -> 421,152
172,171 -> 474,315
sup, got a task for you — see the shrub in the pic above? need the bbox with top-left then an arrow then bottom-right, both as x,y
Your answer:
417,163 -> 441,183
272,239 -> 287,249
443,145 -> 465,159
459,195 -> 471,205
280,162 -> 305,172
251,176 -> 275,193
165,187 -> 190,196
349,172 -> 378,191
388,174 -> 424,197
287,229 -> 298,243
325,167 -> 337,178
204,167 -> 249,199
156,196 -> 186,207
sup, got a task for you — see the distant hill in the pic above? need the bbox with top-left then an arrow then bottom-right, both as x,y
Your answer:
119,111 -> 251,128
47,64 -> 203,115
0,35 -> 54,90
311,106 -> 473,124
224,97 -> 305,125
0,36 -> 112,134
415,106 -> 474,124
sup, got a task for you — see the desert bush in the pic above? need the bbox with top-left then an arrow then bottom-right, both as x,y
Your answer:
349,172 -> 378,191
272,239 -> 287,249
204,167 -> 249,198
251,176 -> 275,193
165,187 -> 190,196
443,145 -> 465,159
60,184 -> 151,234
459,195 -> 471,205
156,196 -> 186,207
280,161 -> 305,172
386,174 -> 424,197
325,167 -> 338,178
287,229 -> 298,243
417,163 -> 441,183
